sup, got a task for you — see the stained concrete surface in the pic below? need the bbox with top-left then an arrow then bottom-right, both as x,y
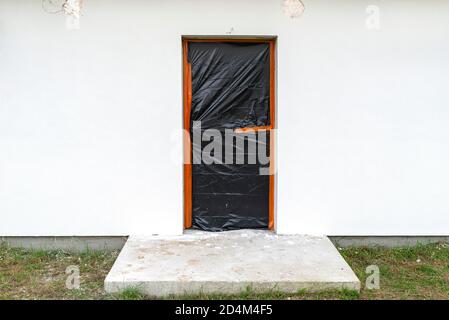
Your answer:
330,236 -> 449,248
0,236 -> 127,252
105,230 -> 360,296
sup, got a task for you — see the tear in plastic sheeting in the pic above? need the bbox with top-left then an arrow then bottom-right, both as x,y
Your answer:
188,42 -> 271,231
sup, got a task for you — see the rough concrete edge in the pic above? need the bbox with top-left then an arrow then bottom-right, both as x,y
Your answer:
322,236 -> 361,287
104,280 -> 361,296
0,236 -> 128,252
329,236 -> 449,248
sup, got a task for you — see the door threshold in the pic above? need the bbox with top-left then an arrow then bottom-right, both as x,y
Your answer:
183,229 -> 276,235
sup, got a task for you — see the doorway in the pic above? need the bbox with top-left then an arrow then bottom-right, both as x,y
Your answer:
183,37 -> 276,231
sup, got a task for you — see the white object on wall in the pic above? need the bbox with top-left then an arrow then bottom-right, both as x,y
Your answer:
41,0 -> 83,30
282,0 -> 305,18
63,0 -> 83,30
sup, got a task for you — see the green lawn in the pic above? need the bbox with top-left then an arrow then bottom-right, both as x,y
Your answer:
1,243 -> 448,300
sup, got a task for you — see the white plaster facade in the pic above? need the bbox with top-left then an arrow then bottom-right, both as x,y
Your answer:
1,0 -> 449,236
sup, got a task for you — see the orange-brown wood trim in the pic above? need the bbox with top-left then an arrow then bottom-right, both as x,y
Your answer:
234,125 -> 271,133
268,41 -> 276,230
184,40 -> 274,43
182,38 -> 276,230
182,36 -> 276,43
183,40 -> 192,229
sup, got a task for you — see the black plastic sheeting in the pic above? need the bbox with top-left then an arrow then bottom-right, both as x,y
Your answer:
188,42 -> 271,231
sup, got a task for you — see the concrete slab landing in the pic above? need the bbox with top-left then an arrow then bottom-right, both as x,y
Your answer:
104,230 -> 360,297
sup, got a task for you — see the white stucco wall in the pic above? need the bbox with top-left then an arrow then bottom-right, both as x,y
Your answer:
1,0 -> 449,236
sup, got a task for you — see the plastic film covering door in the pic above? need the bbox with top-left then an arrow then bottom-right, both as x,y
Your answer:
188,42 -> 271,231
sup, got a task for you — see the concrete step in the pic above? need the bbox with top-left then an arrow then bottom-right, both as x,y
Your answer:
104,230 -> 360,297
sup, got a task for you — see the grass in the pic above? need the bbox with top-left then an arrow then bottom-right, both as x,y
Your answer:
169,287 -> 361,300
0,246 -> 119,300
1,243 -> 449,300
117,287 -> 145,300
338,242 -> 449,300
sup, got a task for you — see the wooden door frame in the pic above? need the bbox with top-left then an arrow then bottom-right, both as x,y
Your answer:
182,36 -> 276,230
